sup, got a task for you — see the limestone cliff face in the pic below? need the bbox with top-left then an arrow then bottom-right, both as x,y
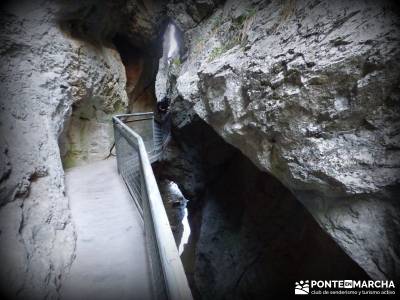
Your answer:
0,0 -> 128,297
163,0 -> 400,281
58,42 -> 128,168
0,0 -> 167,297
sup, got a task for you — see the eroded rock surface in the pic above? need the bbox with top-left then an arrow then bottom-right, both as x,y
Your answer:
162,0 -> 400,282
0,0 -> 128,297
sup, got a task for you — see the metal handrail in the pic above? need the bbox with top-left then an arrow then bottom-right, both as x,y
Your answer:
112,113 -> 192,300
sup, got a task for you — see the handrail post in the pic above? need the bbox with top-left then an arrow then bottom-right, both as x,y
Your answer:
152,114 -> 156,156
113,118 -> 121,174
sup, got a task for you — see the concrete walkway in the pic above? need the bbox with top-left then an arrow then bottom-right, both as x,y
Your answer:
61,158 -> 152,300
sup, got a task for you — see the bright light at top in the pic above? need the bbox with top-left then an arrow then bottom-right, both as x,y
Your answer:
167,25 -> 178,58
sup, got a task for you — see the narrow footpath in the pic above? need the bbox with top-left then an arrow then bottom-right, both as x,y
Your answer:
60,158 -> 152,300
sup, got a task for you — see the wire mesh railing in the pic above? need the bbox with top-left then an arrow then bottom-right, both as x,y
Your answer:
153,114 -> 171,160
112,113 -> 192,300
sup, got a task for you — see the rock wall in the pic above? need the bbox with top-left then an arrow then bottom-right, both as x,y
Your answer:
58,43 -> 128,168
58,0 -> 166,167
0,0 -> 128,297
163,0 -> 400,282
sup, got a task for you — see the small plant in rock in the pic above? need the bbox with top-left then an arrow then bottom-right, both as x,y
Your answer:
208,34 -> 242,61
232,8 -> 257,28
233,8 -> 258,46
171,57 -> 181,67
208,46 -> 225,61
207,6 -> 259,61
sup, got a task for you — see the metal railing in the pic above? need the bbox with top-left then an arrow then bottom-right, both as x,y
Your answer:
153,115 -> 171,160
112,113 -> 192,300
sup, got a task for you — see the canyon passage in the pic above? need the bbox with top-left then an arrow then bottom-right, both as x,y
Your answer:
0,0 -> 399,299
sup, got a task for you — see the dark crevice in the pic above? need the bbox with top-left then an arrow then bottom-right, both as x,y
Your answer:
113,34 -> 160,113
155,116 -> 369,299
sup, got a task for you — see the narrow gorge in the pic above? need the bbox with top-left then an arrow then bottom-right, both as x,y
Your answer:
0,0 -> 399,299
